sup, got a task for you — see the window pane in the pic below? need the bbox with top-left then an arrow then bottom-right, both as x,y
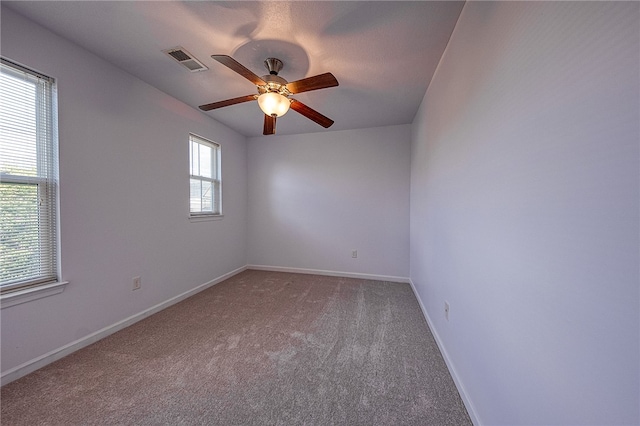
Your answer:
201,180 -> 212,211
189,138 -> 194,175
211,145 -> 219,179
0,70 -> 38,177
190,141 -> 199,176
199,144 -> 212,178
213,180 -> 221,214
0,183 -> 41,284
188,134 -> 220,216
190,178 -> 201,212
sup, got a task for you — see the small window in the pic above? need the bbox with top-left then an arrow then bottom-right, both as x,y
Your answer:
0,58 -> 59,293
189,134 -> 221,216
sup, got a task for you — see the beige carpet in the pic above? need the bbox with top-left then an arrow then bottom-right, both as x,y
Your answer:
1,270 -> 471,425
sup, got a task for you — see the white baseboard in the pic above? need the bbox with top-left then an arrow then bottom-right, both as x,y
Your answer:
1,265 -> 247,386
247,264 -> 410,283
408,278 -> 482,426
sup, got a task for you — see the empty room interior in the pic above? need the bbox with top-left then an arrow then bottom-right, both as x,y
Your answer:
1,1 -> 638,425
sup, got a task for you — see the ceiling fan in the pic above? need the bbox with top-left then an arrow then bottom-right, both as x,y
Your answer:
199,55 -> 339,135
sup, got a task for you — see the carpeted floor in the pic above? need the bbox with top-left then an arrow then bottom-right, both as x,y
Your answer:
1,270 -> 471,425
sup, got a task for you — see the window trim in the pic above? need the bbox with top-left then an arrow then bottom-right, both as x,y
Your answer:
1,281 -> 68,309
188,133 -> 222,218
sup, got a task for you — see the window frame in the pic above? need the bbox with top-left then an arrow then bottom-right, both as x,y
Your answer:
188,133 -> 222,218
0,57 -> 66,306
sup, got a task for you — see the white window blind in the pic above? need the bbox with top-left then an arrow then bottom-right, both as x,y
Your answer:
189,134 -> 221,215
0,58 -> 58,293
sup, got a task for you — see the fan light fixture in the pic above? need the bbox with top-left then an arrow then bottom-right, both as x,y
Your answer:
258,92 -> 290,117
199,55 -> 338,135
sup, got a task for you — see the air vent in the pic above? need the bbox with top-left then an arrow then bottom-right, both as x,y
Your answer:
163,47 -> 208,72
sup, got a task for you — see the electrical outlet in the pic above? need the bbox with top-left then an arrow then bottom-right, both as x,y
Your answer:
444,301 -> 450,321
132,276 -> 141,291
352,250 -> 358,258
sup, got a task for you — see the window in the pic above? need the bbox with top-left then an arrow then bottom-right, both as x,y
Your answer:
0,58 -> 59,294
189,134 -> 221,216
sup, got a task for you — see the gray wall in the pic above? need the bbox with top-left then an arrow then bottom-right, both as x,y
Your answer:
410,2 -> 639,424
247,125 -> 411,279
1,7 -> 248,373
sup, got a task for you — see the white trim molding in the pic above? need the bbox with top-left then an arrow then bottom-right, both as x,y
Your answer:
408,278 -> 481,426
247,264 -> 410,283
1,266 -> 246,386
1,281 -> 69,309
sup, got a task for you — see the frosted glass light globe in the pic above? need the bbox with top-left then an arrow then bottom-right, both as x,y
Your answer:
257,92 -> 291,117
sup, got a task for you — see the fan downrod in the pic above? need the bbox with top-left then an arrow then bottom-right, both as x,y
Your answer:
264,58 -> 283,75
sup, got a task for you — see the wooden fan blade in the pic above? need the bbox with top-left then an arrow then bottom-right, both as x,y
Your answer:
263,114 -> 276,135
286,73 -> 339,94
199,95 -> 256,111
212,55 -> 266,86
290,99 -> 334,128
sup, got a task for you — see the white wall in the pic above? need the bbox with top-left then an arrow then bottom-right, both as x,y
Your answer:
248,125 -> 410,279
410,2 -> 639,425
1,7 -> 247,374
4,3 -> 639,424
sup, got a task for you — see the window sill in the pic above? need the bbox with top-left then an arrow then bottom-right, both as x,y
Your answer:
1,281 -> 69,309
189,214 -> 224,223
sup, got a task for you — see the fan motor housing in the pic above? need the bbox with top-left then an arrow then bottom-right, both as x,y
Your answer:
258,74 -> 290,96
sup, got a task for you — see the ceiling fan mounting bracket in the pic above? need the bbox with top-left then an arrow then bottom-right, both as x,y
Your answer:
264,58 -> 283,75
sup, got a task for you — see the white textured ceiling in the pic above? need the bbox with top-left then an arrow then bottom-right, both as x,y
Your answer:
5,1 -> 464,137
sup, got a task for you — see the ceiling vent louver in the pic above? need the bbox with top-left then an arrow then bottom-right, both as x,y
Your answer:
163,47 -> 208,72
